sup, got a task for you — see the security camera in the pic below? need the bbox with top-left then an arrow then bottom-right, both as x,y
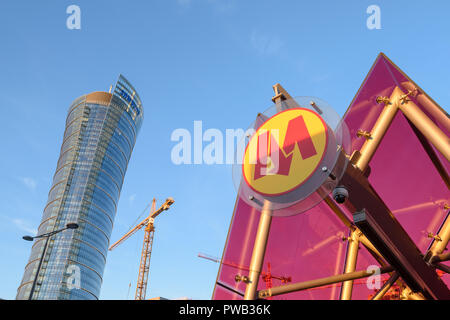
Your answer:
332,186 -> 348,204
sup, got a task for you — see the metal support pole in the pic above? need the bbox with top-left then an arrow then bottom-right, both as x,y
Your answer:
434,263 -> 450,274
340,229 -> 360,300
352,205 -> 450,299
337,86 -> 400,299
431,251 -> 450,264
358,233 -> 384,263
401,81 -> 450,133
324,196 -> 353,229
326,192 -> 365,299
29,236 -> 50,300
405,117 -> 450,189
325,195 -> 385,264
244,201 -> 272,300
427,214 -> 450,261
398,98 -> 450,161
371,272 -> 399,300
259,266 -> 393,298
353,87 -> 403,171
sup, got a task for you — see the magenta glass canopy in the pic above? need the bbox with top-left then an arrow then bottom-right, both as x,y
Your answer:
213,53 -> 449,300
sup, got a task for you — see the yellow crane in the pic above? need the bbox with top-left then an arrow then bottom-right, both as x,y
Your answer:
109,197 -> 174,300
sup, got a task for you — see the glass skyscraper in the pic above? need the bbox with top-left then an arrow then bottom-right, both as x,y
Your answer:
16,75 -> 143,300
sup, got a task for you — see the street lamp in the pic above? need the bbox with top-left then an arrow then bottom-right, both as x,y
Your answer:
22,223 -> 79,300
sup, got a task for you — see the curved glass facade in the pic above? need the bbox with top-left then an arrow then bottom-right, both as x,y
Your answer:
16,75 -> 143,300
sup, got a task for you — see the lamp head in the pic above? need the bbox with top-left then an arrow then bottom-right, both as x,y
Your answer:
66,223 -> 79,230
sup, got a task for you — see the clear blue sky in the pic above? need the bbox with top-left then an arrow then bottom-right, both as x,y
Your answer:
0,0 -> 449,300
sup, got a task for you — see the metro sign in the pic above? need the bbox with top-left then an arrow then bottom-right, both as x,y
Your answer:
242,108 -> 328,196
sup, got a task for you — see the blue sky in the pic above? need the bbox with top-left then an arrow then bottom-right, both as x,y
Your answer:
0,0 -> 449,300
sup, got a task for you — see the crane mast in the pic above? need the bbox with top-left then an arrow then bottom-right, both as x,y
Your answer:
109,197 -> 174,300
136,209 -> 155,300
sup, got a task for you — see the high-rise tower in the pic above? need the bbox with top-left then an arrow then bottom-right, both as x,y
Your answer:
16,75 -> 143,300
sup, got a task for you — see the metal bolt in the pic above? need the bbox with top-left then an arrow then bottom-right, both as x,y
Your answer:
310,101 -> 323,114
427,232 -> 442,242
235,275 -> 250,284
357,130 -> 372,140
376,96 -> 391,106
322,166 -> 336,180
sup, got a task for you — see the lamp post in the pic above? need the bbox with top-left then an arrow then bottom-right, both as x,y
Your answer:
23,223 -> 79,300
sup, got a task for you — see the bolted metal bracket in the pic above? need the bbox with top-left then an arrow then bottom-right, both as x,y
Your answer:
427,232 -> 442,242
271,93 -> 285,103
376,96 -> 391,106
357,130 -> 373,140
341,236 -> 351,242
399,90 -> 416,105
235,274 -> 250,284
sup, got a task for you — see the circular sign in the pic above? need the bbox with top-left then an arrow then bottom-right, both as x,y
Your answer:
242,108 -> 328,196
232,96 -> 351,217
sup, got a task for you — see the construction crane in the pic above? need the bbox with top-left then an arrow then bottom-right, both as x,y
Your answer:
109,197 -> 174,300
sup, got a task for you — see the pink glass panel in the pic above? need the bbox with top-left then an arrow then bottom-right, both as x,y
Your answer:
213,54 -> 449,300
